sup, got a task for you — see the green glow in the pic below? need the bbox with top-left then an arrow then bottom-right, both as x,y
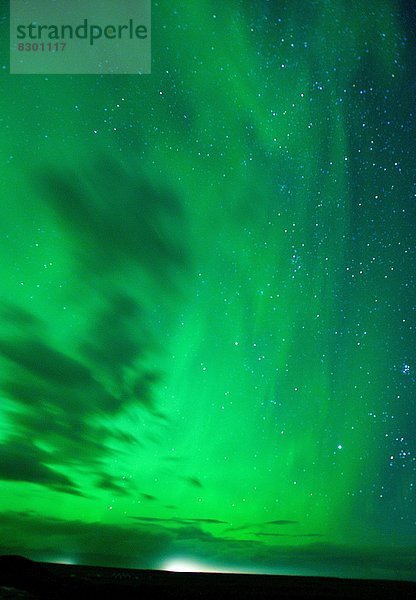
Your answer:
0,0 -> 415,580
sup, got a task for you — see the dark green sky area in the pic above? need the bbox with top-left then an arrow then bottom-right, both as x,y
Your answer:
0,0 -> 415,580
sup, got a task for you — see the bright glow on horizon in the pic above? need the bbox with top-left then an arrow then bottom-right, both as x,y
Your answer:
161,558 -> 300,577
48,557 -> 77,565
161,558 -> 243,574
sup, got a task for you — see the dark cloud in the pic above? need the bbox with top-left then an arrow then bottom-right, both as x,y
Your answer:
185,476 -> 203,488
1,366 -> 118,417
129,516 -> 196,527
174,526 -> 223,543
9,396 -> 108,463
224,524 -> 251,533
0,440 -> 82,497
129,516 -> 228,526
79,292 -> 161,406
0,338 -> 93,388
293,534 -> 324,538
36,156 -> 189,285
0,300 -> 164,494
256,533 -> 324,538
80,293 -> 143,373
188,518 -> 228,525
0,289 -> 162,425
225,520 -> 298,534
101,428 -> 142,447
264,520 -> 299,526
140,493 -> 157,501
255,532 -> 286,537
130,516 -> 175,523
96,476 -> 129,496
129,372 -> 162,410
0,159 -> 191,499
0,339 -> 124,472
0,303 -> 40,328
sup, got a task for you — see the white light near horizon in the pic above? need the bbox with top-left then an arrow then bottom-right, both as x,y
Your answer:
163,559 -> 212,573
49,557 -> 77,565
162,558 -> 238,574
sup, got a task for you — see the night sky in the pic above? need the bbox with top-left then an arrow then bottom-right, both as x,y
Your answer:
0,0 -> 415,581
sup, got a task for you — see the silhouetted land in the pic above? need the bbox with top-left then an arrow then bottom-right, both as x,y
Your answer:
0,555 -> 415,599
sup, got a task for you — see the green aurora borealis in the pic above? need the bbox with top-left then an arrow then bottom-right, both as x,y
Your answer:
0,0 -> 415,580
